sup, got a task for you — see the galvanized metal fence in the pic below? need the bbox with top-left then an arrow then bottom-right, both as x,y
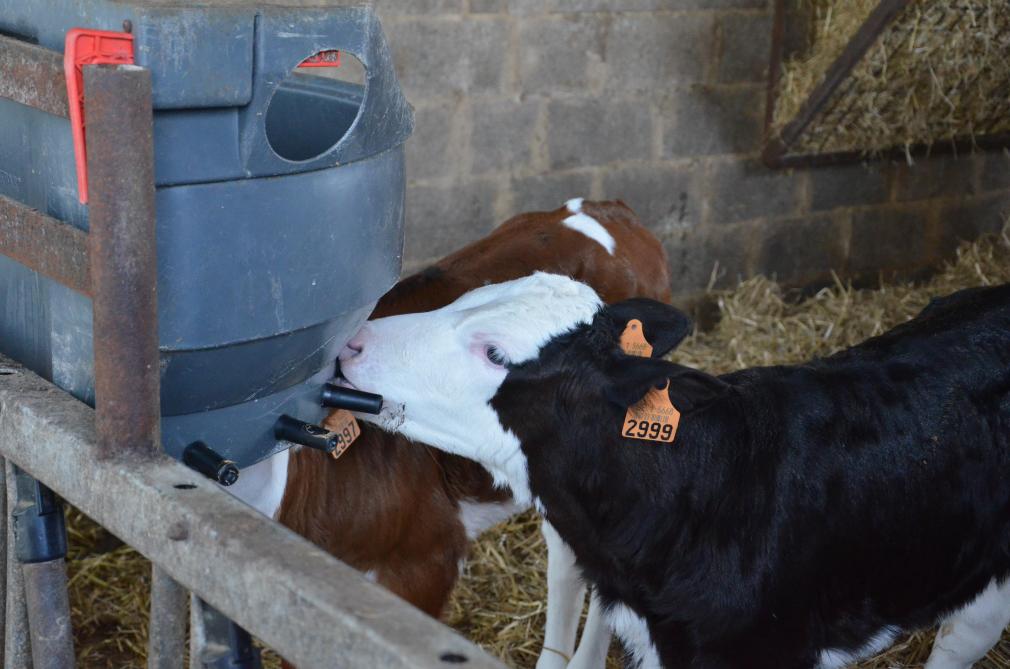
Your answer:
0,33 -> 504,669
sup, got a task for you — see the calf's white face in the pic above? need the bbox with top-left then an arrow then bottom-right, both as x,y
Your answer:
337,273 -> 603,501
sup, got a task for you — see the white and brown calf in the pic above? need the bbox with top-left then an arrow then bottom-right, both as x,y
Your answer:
229,200 -> 673,669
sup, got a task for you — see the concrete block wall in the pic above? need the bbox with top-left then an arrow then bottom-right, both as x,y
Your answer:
374,0 -> 1010,302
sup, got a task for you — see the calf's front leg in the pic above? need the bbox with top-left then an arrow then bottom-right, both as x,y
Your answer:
537,520 -> 589,669
569,591 -> 612,669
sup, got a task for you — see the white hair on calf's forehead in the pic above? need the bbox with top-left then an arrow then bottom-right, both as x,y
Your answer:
451,272 -> 604,364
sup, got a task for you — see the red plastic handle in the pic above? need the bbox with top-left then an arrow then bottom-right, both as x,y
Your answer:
64,28 -> 135,204
298,50 -> 341,68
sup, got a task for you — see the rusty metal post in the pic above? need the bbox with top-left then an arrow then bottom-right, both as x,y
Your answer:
4,462 -> 31,669
21,562 -> 73,669
83,63 -> 160,460
10,466 -> 74,669
0,456 -> 6,669
84,62 -> 179,668
148,566 -> 187,669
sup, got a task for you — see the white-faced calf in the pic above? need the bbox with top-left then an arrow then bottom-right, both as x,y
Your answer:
340,273 -> 1010,669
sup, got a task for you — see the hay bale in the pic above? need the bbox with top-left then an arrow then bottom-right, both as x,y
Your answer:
773,0 -> 1010,157
63,227 -> 1010,667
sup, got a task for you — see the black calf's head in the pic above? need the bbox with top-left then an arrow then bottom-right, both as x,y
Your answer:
488,297 -> 728,502
342,273 -> 725,504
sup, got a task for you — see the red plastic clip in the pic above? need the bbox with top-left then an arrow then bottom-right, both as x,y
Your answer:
64,28 -> 135,204
298,50 -> 341,68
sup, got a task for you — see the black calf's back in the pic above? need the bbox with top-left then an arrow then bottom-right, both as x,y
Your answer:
494,283 -> 1010,668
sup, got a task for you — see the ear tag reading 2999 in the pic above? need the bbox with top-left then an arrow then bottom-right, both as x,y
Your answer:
324,409 -> 361,460
623,381 -> 680,443
619,319 -> 680,444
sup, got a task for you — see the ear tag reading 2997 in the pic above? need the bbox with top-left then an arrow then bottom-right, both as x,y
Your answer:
323,409 -> 361,460
619,319 -> 681,444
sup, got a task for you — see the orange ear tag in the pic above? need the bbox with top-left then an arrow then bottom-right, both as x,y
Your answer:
323,409 -> 361,460
623,381 -> 680,444
620,319 -> 654,357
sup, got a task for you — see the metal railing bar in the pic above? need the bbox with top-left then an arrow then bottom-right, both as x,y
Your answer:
0,35 -> 69,118
0,197 -> 90,298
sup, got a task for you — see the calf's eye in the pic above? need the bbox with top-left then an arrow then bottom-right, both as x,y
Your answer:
485,345 -> 507,366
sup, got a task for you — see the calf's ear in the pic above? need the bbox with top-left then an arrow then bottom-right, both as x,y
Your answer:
604,298 -> 692,357
605,358 -> 728,412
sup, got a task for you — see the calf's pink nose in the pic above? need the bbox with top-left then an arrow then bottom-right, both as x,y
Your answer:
339,328 -> 369,362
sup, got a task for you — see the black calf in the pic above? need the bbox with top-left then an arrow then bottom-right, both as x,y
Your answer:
491,284 -> 1010,668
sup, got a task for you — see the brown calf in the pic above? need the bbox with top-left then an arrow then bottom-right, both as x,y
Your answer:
277,199 -> 672,619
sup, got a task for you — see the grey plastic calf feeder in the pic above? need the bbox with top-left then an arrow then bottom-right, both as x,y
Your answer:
0,1 -> 411,664
0,1 -> 413,472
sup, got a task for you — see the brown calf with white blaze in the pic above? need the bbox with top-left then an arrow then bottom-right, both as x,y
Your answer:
271,199 -> 671,667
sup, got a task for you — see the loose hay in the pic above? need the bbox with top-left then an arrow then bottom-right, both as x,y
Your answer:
64,227 -> 1010,667
773,0 -> 1010,157
66,508 -> 150,668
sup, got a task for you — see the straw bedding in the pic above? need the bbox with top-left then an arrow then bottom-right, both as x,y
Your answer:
65,228 -> 1010,667
772,0 -> 1010,158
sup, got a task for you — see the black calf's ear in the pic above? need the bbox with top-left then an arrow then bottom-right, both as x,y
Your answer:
666,365 -> 729,413
605,298 -> 692,358
604,357 -> 677,408
605,359 -> 728,412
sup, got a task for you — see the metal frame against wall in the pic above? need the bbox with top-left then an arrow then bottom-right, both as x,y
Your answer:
762,0 -> 1010,169
0,33 -> 503,669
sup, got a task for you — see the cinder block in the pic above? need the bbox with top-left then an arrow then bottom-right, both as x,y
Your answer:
663,220 -> 757,294
602,164 -> 704,231
716,12 -> 773,83
468,0 -> 507,12
606,14 -> 716,92
375,0 -> 465,15
518,15 -> 607,95
471,97 -> 542,175
936,192 -> 1010,250
406,100 -> 464,180
403,178 -> 501,263
661,85 -> 765,158
510,171 -> 594,212
547,98 -> 653,169
980,149 -> 1010,193
808,161 -> 891,212
848,207 -> 931,277
707,158 -> 804,224
893,154 -> 978,202
507,0 -> 766,14
384,17 -> 510,100
756,215 -> 847,284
